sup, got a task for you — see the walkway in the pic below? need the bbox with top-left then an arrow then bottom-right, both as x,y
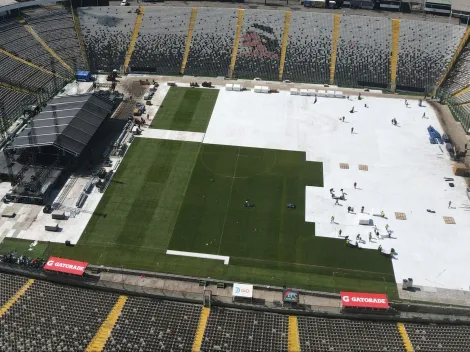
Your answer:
98,271 -> 341,311
138,128 -> 205,142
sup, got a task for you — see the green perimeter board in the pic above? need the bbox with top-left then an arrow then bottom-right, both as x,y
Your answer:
150,87 -> 219,132
79,137 -> 201,252
168,144 -> 394,276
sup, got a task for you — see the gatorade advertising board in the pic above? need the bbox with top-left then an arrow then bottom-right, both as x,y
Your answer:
44,257 -> 88,276
340,292 -> 389,309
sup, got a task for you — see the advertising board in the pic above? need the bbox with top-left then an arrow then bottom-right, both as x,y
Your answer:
44,256 -> 88,276
283,289 -> 300,303
341,292 -> 389,309
232,283 -> 253,298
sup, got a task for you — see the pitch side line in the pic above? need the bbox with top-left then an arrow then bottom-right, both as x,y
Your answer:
230,255 -> 395,276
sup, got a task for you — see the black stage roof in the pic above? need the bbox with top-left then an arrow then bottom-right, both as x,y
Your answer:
9,93 -> 114,156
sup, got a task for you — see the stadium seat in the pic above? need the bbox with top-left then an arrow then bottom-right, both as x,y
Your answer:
0,272 -> 29,307
405,322 -> 470,351
0,53 -> 60,92
396,21 -> 466,92
201,306 -> 288,351
22,5 -> 86,72
335,16 -> 392,88
79,6 -> 138,72
439,39 -> 470,98
0,87 -> 36,125
0,275 -> 119,351
130,7 -> 191,74
1,272 -> 470,351
0,18 -> 71,77
297,316 -> 405,351
104,297 -> 201,351
283,12 -> 333,85
233,10 -> 285,81
185,8 -> 238,77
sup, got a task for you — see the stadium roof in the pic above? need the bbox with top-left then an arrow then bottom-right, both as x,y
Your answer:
9,93 -> 113,156
452,0 -> 470,13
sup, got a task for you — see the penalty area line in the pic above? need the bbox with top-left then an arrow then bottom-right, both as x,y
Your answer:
166,250 -> 230,265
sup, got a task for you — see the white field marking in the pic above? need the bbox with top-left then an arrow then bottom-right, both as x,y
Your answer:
166,250 -> 230,265
139,129 -> 205,142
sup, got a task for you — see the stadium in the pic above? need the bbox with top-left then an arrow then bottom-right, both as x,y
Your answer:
1,0 -> 470,350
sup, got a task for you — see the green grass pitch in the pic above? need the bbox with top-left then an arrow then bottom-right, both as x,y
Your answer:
169,144 -> 394,278
2,87 -> 396,297
150,87 -> 219,132
40,138 -> 395,296
170,145 -> 322,262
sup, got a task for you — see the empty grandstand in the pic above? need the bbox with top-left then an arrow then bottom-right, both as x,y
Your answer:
1,272 -> 470,351
297,316 -> 405,351
233,10 -> 285,81
0,87 -> 34,128
405,322 -> 470,351
1,3 -> 470,133
128,7 -> 191,74
396,20 -> 465,92
104,297 -> 201,351
77,5 -> 470,127
76,6 -> 470,94
0,272 -> 29,307
0,273 -> 119,351
438,29 -> 470,129
0,4 -> 84,139
201,307 -> 289,351
0,18 -> 71,77
185,8 -> 238,77
335,15 -> 392,88
79,7 -> 137,73
22,5 -> 86,72
283,12 -> 333,84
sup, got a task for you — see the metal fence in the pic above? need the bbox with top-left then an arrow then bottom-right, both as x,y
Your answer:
447,100 -> 470,133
